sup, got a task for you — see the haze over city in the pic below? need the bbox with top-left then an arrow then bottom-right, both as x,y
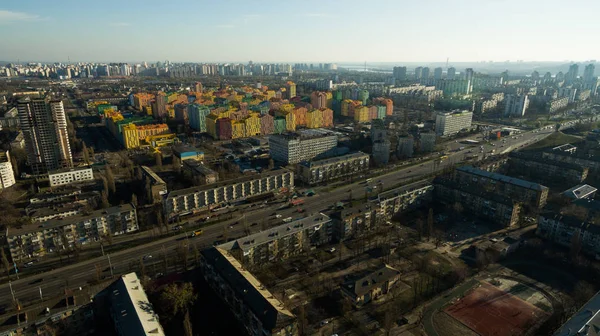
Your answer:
2,0 -> 600,63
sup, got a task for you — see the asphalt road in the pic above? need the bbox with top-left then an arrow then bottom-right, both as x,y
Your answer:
0,126 -> 558,309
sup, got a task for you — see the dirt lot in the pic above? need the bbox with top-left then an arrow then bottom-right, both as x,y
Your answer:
433,310 -> 477,336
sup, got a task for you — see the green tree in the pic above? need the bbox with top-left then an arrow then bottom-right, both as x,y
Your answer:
160,282 -> 197,318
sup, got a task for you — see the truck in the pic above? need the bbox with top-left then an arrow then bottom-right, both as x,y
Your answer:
283,217 -> 293,223
290,198 -> 304,206
189,229 -> 203,237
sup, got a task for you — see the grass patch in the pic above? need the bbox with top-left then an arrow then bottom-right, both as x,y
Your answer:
522,131 -> 581,151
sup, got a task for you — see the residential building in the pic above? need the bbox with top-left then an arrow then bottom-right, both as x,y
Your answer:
17,97 -> 73,175
188,104 -> 210,132
140,166 -> 167,204
200,247 -> 298,336
0,107 -> 20,128
563,184 -> 597,200
182,159 -> 219,185
504,94 -> 529,117
397,136 -> 414,158
48,167 -> 94,187
548,97 -> 569,113
219,213 -> 332,265
106,272 -> 165,336
435,110 -> 473,136
434,178 -> 522,227
331,204 -> 384,242
419,132 -> 436,152
455,166 -> 549,208
164,170 -> 293,219
508,152 -> 589,185
341,264 -> 401,307
0,150 -> 16,189
393,66 -> 407,81
558,87 -> 578,103
435,79 -> 471,96
372,139 -> 391,165
310,91 -> 328,109
6,204 -> 138,260
433,67 -> 443,80
172,146 -> 204,161
414,66 -> 423,80
372,97 -> 393,116
296,152 -> 369,185
377,181 -> 434,220
553,289 -> 600,336
447,67 -> 456,80
269,129 -> 338,164
537,213 -> 600,257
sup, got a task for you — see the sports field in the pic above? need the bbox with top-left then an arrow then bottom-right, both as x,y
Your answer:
444,281 -> 548,336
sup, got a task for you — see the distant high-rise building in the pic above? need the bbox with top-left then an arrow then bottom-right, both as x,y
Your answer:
435,110 -> 473,136
543,72 -> 552,83
421,67 -> 430,79
583,64 -> 595,83
194,81 -> 203,93
556,71 -> 565,82
0,150 -> 16,189
531,71 -> 540,81
433,67 -> 443,80
393,66 -> 407,81
504,94 -> 530,117
414,67 -> 423,80
566,64 -> 579,84
17,97 -> 73,175
447,67 -> 456,80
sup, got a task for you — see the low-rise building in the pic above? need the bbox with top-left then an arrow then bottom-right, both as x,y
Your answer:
434,178 -> 522,227
341,264 -> 402,307
172,146 -> 204,161
164,170 -> 293,219
377,181 -> 434,220
6,204 -> 138,260
537,213 -> 600,257
296,152 -> 369,185
28,201 -> 88,223
218,213 -> 332,266
0,150 -> 16,189
397,136 -> 414,158
0,107 -> 20,128
140,166 -> 167,204
455,166 -> 549,209
508,151 -> 589,185
182,159 -> 219,185
563,184 -> 597,200
553,289 -> 600,336
200,247 -> 298,336
48,167 -> 94,187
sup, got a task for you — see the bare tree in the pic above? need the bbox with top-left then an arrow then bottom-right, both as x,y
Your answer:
82,142 -> 90,165
105,166 -> 116,194
131,194 -> 138,207
1,249 -> 11,279
427,208 -> 434,239
183,311 -> 193,336
416,218 -> 424,241
155,152 -> 163,170
570,230 -> 582,260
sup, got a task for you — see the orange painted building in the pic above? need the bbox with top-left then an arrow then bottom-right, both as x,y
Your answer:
293,106 -> 308,126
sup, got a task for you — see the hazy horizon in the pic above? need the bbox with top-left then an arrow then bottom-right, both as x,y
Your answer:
2,0 -> 600,63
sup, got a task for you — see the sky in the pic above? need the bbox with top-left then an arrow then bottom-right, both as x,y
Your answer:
1,0 -> 600,63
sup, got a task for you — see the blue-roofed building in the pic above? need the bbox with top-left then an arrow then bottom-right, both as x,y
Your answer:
455,166 -> 549,208
173,145 -> 204,161
553,290 -> 600,336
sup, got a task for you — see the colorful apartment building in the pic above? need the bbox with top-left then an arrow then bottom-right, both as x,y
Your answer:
188,104 -> 211,132
285,81 -> 297,99
133,93 -> 155,111
311,91 -> 328,109
293,106 -> 308,126
137,124 -> 170,141
122,124 -> 140,149
321,108 -> 334,127
206,113 -> 219,139
376,105 -> 387,119
368,106 -> 378,120
260,113 -> 274,135
174,104 -> 188,121
243,113 -> 261,137
231,120 -> 245,139
354,106 -> 370,122
274,116 -> 287,134
307,109 -> 323,129
373,97 -> 393,116
216,118 -> 233,140
341,99 -> 362,117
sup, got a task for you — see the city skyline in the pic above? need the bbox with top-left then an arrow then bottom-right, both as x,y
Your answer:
2,0 -> 600,63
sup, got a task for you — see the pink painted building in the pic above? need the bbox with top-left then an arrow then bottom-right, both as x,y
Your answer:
259,113 -> 274,135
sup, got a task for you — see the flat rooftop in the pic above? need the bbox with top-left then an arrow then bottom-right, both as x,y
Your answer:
141,166 -> 166,186
564,184 -> 598,200
553,290 -> 600,336
457,166 -> 549,192
219,213 -> 331,253
378,180 -> 433,202
510,152 -> 587,171
201,247 -> 294,331
167,169 -> 291,199
298,151 -> 369,168
8,203 -> 135,237
48,167 -> 93,175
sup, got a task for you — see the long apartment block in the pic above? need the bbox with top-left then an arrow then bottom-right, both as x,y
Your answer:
269,128 -> 338,164
377,180 -> 434,220
164,170 -> 293,219
6,204 -> 138,260
296,151 -> 370,185
455,166 -> 549,208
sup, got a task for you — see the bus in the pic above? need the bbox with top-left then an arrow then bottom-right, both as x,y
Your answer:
189,229 -> 203,237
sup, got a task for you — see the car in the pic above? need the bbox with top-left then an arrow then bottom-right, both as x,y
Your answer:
143,255 -> 152,260
24,261 -> 34,268
328,247 -> 336,253
251,222 -> 258,226
320,320 -> 330,327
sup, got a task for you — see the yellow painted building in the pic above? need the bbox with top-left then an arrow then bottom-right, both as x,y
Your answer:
206,114 -> 219,139
144,106 -> 153,116
122,124 -> 140,149
133,93 -> 155,111
306,109 -> 323,129
354,106 -> 369,123
266,90 -> 276,100
243,114 -> 261,137
325,92 -> 333,108
231,120 -> 246,139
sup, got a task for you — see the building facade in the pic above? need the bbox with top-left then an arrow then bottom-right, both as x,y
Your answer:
140,166 -> 167,204
0,150 -> 16,189
435,110 -> 473,136
17,97 -> 73,175
504,94 -> 530,117
164,170 -> 294,219
548,97 -> 569,113
269,129 -> 338,164
48,167 -> 94,187
377,181 -> 434,220
537,213 -> 600,257
182,159 -> 219,185
7,204 -> 138,260
508,152 -> 588,185
296,152 -> 369,185
341,265 -> 401,307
